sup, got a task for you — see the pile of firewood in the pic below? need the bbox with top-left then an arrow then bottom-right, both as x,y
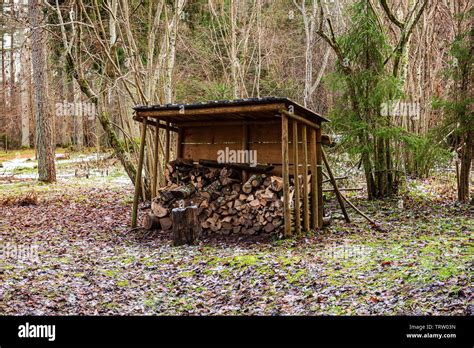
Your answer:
145,159 -> 292,235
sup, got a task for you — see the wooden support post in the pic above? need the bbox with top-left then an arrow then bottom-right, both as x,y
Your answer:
321,148 -> 351,223
281,113 -> 291,237
177,127 -> 183,158
165,122 -> 170,164
340,192 -> 378,225
152,122 -> 160,198
310,128 -> 319,229
242,123 -> 249,182
280,109 -> 320,130
131,117 -> 148,228
302,125 -> 310,232
316,129 -> 324,228
292,120 -> 301,234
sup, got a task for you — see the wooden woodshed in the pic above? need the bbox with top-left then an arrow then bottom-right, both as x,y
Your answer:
132,97 -> 330,237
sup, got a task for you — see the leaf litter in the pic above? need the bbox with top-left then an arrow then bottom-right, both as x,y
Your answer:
1,172 -> 472,315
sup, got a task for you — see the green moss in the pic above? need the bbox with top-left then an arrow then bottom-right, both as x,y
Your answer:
179,270 -> 196,278
121,256 -> 136,266
228,254 -> 260,267
256,264 -> 275,276
12,166 -> 37,175
286,269 -> 306,284
104,302 -> 119,309
103,269 -> 117,277
326,304 -> 346,315
116,279 -> 129,287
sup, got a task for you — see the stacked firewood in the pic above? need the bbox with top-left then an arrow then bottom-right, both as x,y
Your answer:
145,159 -> 290,235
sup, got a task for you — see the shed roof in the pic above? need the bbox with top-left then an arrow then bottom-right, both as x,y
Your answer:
133,97 -> 329,124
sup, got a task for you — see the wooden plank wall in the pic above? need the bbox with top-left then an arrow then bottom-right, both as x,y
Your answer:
174,118 -> 325,233
180,121 -> 317,175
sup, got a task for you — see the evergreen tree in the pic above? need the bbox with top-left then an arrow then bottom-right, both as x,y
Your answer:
433,9 -> 473,202
326,1 -> 400,199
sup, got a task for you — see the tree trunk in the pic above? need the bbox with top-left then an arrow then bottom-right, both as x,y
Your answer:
19,27 -> 30,148
458,132 -> 473,202
29,0 -> 56,182
1,26 -> 5,137
68,55 -> 137,186
73,79 -> 83,150
164,0 -> 185,104
60,56 -> 70,146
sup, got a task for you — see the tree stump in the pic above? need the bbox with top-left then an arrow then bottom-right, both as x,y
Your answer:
171,206 -> 201,246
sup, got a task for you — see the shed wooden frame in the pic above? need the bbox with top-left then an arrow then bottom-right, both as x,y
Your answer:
131,97 -> 329,236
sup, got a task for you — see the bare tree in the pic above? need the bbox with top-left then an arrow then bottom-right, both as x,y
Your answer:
48,0 -> 187,196
208,0 -> 262,99
164,0 -> 186,104
29,0 -> 56,182
293,0 -> 333,108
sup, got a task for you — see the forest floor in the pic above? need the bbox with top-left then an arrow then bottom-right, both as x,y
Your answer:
1,151 -> 472,315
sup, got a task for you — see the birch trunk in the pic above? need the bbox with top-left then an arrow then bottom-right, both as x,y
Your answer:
164,0 -> 185,104
230,1 -> 240,99
73,78 -> 83,150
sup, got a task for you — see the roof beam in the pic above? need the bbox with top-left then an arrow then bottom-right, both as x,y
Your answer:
279,109 -> 320,130
136,103 -> 286,118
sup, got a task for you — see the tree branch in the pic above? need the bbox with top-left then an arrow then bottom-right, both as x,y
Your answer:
380,0 -> 404,28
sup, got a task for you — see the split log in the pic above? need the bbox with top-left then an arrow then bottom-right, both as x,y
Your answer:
242,174 -> 263,194
167,158 -> 194,170
251,174 -> 264,187
219,167 -> 242,185
264,222 -> 275,233
204,167 -> 220,180
169,183 -> 196,200
231,183 -> 242,193
143,213 -> 160,230
159,191 -> 175,203
150,159 -> 312,236
151,201 -> 169,218
249,199 -> 260,207
270,176 -> 283,192
263,176 -> 272,187
203,180 -> 222,194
